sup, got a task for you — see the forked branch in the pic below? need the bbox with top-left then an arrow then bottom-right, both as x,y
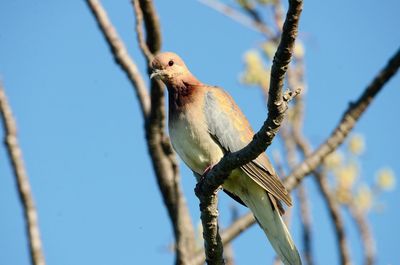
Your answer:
284,48 -> 400,190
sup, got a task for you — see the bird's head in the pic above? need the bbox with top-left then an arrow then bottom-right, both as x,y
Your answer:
150,52 -> 190,84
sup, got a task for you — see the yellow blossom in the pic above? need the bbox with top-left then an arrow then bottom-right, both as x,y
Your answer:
355,185 -> 373,212
348,134 -> 365,156
241,50 -> 270,88
376,168 -> 396,191
335,188 -> 352,204
293,41 -> 305,58
262,41 -> 277,60
334,162 -> 358,190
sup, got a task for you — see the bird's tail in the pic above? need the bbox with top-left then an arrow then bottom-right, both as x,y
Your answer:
241,186 -> 302,265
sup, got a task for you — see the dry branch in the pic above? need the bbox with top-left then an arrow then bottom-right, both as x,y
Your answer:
281,120 -> 315,265
198,0 -> 274,38
0,83 -> 46,265
348,202 -> 375,265
135,1 -> 198,263
87,1 -> 196,264
297,185 -> 313,265
137,0 -> 162,54
194,1 -> 303,264
132,0 -> 153,63
284,48 -> 400,190
87,0 -> 150,118
291,93 -> 352,265
315,170 -> 352,265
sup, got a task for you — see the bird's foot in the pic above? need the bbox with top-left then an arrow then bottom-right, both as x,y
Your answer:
195,164 -> 215,196
202,164 -> 214,177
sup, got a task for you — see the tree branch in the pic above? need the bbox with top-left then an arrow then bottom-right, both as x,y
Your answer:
315,170 -> 352,265
0,83 -> 46,265
193,212 -> 256,265
198,0 -> 274,38
86,0 -> 151,118
195,1 -> 303,264
284,48 -> 400,190
290,93 -> 352,265
87,1 -> 196,264
281,120 -> 315,265
132,0 -> 153,63
137,0 -> 162,54
347,202 -> 375,265
297,185 -> 314,265
135,1 -> 198,263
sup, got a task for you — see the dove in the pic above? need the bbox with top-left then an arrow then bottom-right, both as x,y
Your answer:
150,52 -> 301,265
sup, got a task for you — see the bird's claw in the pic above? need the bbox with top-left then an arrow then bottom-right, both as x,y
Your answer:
195,164 -> 215,196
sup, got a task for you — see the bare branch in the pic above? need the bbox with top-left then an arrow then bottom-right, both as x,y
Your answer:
281,121 -> 314,265
284,48 -> 400,190
285,67 -> 315,265
138,0 -> 162,54
87,1 -> 196,264
292,93 -> 351,265
132,0 -> 153,63
297,185 -> 313,265
195,1 -> 303,263
136,2 -> 198,263
347,202 -> 375,265
291,112 -> 352,265
222,212 -> 255,247
198,0 -> 274,38
86,0 -> 151,118
0,83 -> 46,265
315,170 -> 352,265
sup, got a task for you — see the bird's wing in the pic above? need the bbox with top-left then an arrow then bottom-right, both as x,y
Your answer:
204,86 -> 292,206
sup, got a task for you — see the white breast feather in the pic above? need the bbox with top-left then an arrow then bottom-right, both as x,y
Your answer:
169,111 -> 223,175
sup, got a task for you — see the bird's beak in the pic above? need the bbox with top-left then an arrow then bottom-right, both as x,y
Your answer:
150,69 -> 161,79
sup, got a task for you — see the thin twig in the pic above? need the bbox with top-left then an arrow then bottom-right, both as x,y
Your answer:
297,185 -> 313,265
221,212 -> 255,247
0,83 -> 46,265
132,0 -> 153,63
86,0 -> 151,118
315,170 -> 352,265
291,112 -> 352,265
281,123 -> 314,265
284,48 -> 400,191
198,0 -> 275,38
195,1 -> 303,264
347,202 -> 375,265
286,66 -> 315,265
138,0 -> 162,54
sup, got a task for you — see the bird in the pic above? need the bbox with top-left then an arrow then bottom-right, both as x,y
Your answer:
150,52 -> 302,265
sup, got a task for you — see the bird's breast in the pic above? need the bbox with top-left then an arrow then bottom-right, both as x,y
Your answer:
169,107 -> 224,175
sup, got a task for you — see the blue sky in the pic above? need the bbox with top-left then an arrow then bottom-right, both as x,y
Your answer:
0,0 -> 399,264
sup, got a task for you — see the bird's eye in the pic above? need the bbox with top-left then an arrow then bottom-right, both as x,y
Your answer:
168,60 -> 174,67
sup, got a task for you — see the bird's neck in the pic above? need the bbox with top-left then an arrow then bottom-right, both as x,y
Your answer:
167,75 -> 202,112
